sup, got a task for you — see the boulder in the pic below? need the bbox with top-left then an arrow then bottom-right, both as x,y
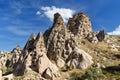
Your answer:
66,47 -> 93,69
87,32 -> 98,43
43,64 -> 60,80
110,44 -> 118,51
0,54 -> 8,68
56,58 -> 65,68
3,74 -> 14,80
96,30 -> 105,41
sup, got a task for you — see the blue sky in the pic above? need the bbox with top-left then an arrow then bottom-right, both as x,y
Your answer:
0,0 -> 120,51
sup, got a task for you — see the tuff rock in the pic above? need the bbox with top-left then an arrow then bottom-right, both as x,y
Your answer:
44,13 -> 66,61
67,13 -> 92,37
44,13 -> 94,70
13,32 -> 60,79
11,45 -> 21,68
66,47 -> 93,69
0,70 -> 2,80
96,30 -> 105,41
2,12 -> 116,79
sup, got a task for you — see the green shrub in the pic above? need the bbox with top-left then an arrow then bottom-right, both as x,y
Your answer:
2,67 -> 13,75
80,67 -> 105,80
61,65 -> 72,72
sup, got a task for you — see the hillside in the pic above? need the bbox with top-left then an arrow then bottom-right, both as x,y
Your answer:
0,12 -> 120,80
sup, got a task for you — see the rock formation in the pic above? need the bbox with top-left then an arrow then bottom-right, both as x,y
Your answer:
96,30 -> 105,41
1,12 -> 120,80
13,32 -> 60,79
0,70 -> 2,80
0,53 -> 8,68
66,47 -> 93,69
11,45 -> 21,68
87,32 -> 98,43
44,12 -> 93,69
44,13 -> 66,61
67,13 -> 92,37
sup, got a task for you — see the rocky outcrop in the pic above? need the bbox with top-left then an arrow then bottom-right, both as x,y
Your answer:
0,53 -> 8,68
13,32 -> 60,79
87,32 -> 98,43
44,13 -> 94,70
11,45 -> 21,68
96,30 -> 105,41
2,12 -> 120,80
66,47 -> 93,69
56,58 -> 65,68
13,33 -> 36,76
67,13 -> 92,37
43,64 -> 60,80
45,13 -> 66,61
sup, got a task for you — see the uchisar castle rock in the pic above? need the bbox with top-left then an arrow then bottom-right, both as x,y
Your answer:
0,12 -> 120,80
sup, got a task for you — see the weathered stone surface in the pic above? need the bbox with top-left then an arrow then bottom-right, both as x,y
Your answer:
62,36 -> 76,59
110,44 -> 118,51
13,32 -> 60,79
66,47 -> 93,69
44,13 -> 94,70
45,13 -> 66,60
67,13 -> 92,37
0,53 -> 8,68
3,74 -> 14,80
23,33 -> 36,51
43,64 -> 60,80
13,33 -> 46,75
13,33 -> 36,76
11,45 -> 21,68
87,32 -> 98,43
0,70 -> 2,80
56,58 -> 65,68
53,13 -> 64,26
96,30 -> 105,41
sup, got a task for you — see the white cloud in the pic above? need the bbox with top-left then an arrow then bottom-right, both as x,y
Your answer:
36,11 -> 41,15
6,27 -> 34,36
108,25 -> 120,35
40,6 -> 75,22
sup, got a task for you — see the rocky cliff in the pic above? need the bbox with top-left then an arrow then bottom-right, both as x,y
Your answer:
0,12 -> 120,80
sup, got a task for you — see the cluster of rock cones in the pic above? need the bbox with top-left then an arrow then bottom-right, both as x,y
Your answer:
0,12 -> 106,80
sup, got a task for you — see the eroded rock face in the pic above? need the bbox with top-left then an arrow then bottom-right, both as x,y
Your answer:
66,47 -> 93,69
13,33 -> 36,76
44,13 -> 94,70
87,32 -> 98,43
67,13 -> 92,37
45,13 -> 66,60
11,45 -> 22,68
13,32 -> 60,79
0,70 -> 2,80
0,54 -> 8,68
96,30 -> 105,41
43,64 -> 60,80
56,58 -> 65,68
